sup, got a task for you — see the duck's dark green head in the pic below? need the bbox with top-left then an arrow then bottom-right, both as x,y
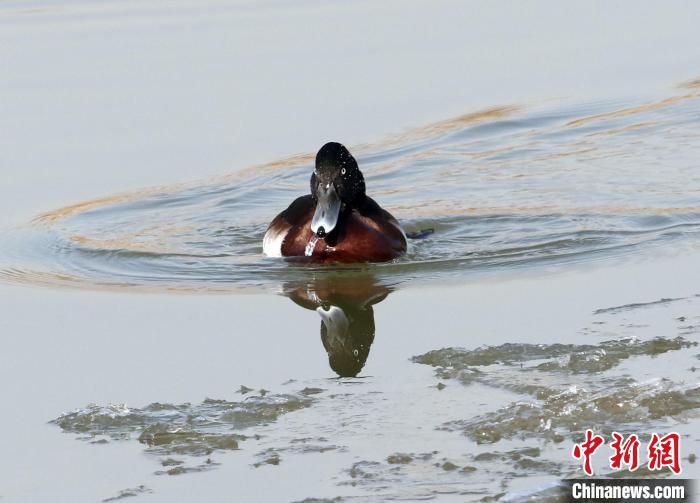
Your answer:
310,142 -> 365,237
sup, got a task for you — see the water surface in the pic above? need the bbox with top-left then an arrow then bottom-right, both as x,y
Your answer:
2,82 -> 696,502
1,82 -> 699,293
2,2 -> 700,502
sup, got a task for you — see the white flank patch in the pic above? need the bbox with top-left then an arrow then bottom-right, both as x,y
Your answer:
262,225 -> 288,257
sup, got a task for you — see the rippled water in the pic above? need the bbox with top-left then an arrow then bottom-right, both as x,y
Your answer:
1,81 -> 699,293
53,390 -> 316,474
51,292 -> 700,501
4,78 -> 700,503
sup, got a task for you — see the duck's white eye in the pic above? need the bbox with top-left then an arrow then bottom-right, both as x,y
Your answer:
341,167 -> 346,175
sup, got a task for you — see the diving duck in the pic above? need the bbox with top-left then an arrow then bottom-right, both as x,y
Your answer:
263,142 -> 407,262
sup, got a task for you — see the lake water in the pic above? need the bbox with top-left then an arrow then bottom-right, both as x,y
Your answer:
1,1 -> 699,502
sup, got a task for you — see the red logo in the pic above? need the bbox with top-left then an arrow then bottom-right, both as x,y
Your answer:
609,432 -> 640,471
572,429 -> 605,476
572,430 -> 681,476
648,432 -> 681,474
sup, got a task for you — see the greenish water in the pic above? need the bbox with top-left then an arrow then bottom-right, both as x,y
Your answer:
45,289 -> 700,501
1,1 -> 700,502
24,87 -> 700,501
2,87 -> 699,293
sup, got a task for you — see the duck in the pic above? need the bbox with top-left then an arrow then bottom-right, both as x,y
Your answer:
263,142 -> 407,262
285,274 -> 390,377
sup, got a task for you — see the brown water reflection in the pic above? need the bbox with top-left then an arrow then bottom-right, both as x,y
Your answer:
285,274 -> 390,378
1,82 -> 699,295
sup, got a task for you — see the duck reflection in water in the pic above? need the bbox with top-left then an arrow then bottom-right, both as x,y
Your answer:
285,274 -> 390,377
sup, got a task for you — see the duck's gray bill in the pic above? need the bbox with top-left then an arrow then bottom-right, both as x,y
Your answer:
311,184 -> 341,237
